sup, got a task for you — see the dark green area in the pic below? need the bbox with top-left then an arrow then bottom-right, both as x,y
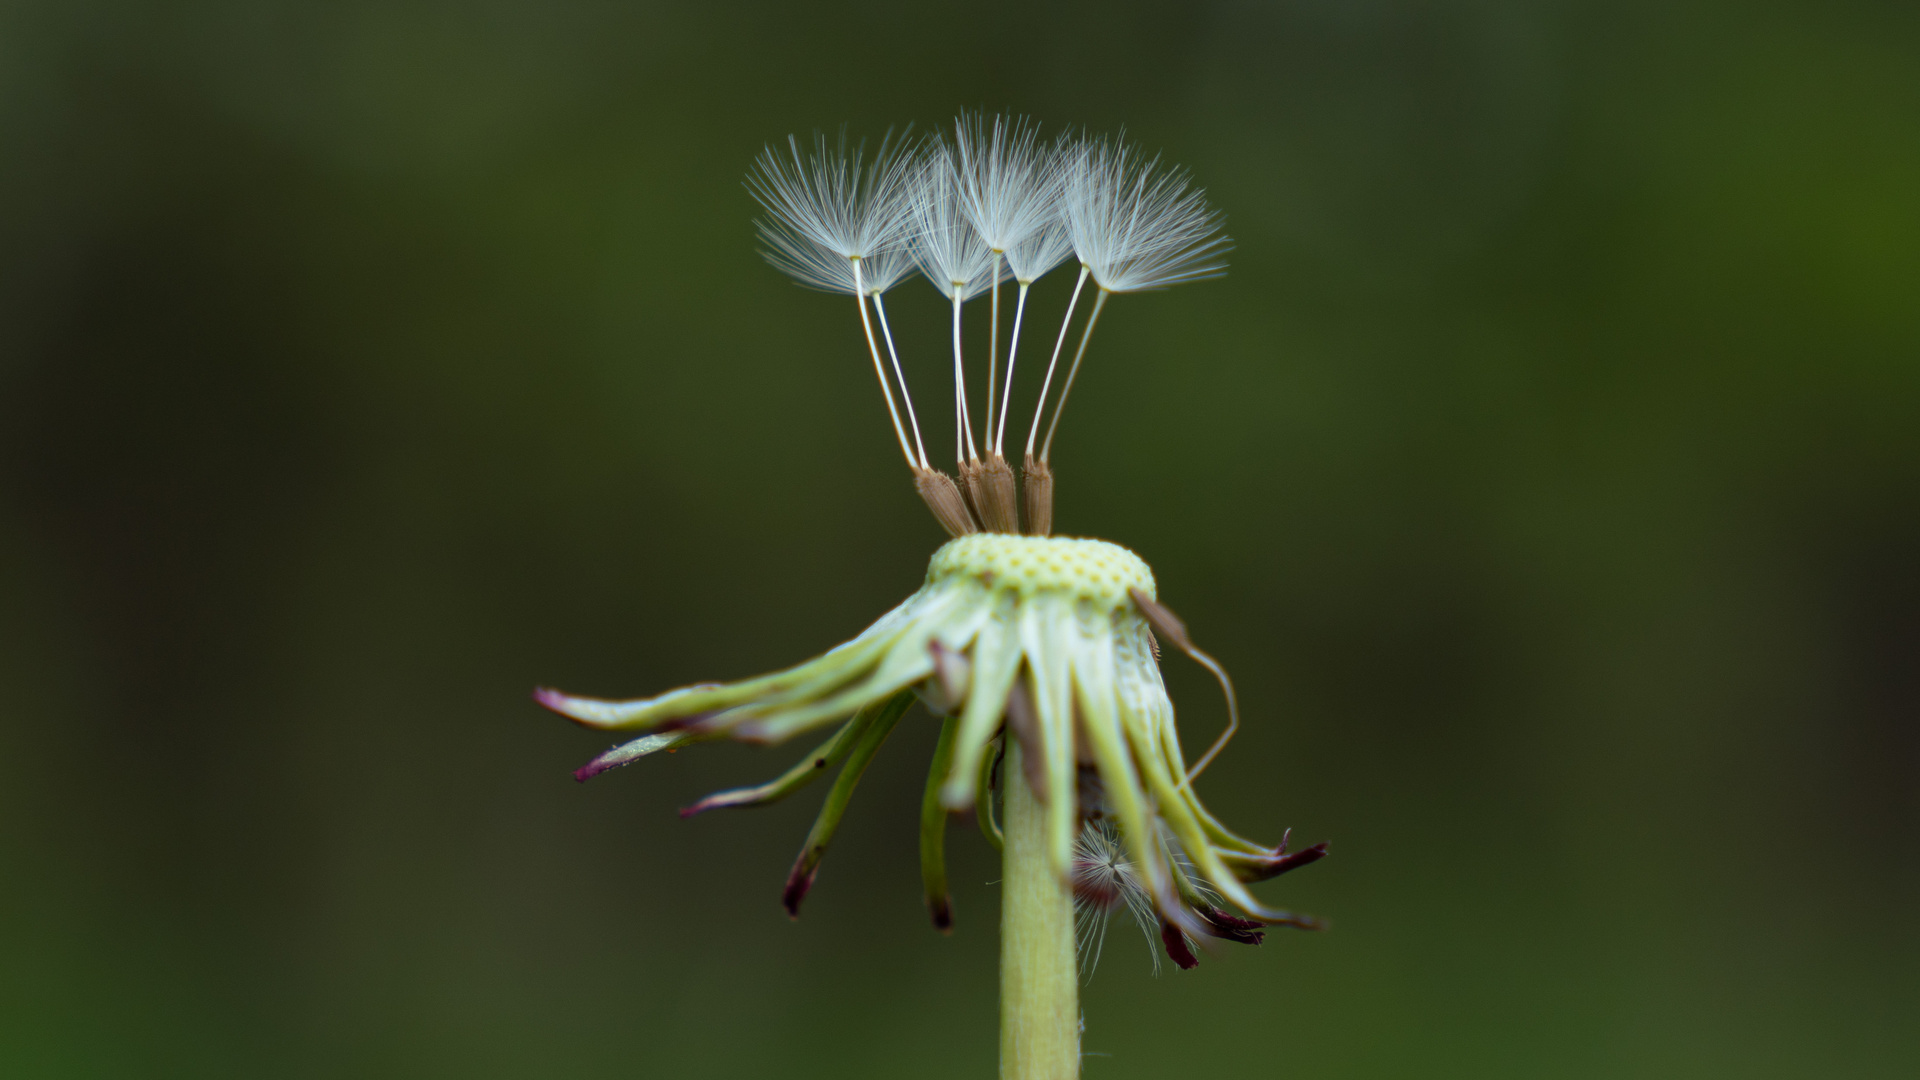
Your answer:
2,1 -> 1915,1076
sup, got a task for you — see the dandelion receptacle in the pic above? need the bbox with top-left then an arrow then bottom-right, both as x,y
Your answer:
537,113 -> 1328,1080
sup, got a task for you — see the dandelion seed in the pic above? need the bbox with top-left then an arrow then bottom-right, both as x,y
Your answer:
910,140 -> 1003,466
747,127 -> 926,469
1025,134 -> 1232,474
1071,821 -> 1160,975
953,112 -> 1063,456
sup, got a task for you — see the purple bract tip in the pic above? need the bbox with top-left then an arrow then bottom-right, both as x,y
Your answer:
781,867 -> 817,920
1160,921 -> 1200,970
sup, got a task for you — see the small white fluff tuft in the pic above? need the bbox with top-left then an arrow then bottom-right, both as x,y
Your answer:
858,240 -> 919,296
747,128 -> 922,295
1004,220 -> 1075,285
908,140 -> 1006,302
1071,821 -> 1162,975
1003,131 -> 1086,283
952,111 -> 1064,257
1061,135 -> 1231,293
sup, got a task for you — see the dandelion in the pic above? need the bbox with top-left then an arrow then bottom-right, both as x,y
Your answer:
543,116 -> 1318,1080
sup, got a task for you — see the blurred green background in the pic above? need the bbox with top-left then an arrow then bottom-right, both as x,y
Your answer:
2,1 -> 1915,1077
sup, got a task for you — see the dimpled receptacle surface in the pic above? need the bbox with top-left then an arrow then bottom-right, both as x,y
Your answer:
926,534 -> 1156,609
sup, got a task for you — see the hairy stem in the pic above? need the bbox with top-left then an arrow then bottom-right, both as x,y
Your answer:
1001,742 -> 1078,1080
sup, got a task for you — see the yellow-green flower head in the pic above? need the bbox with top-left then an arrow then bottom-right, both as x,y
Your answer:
539,532 -> 1324,966
539,113 -> 1323,973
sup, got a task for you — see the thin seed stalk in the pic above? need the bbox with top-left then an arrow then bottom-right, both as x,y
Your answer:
1000,742 -> 1078,1080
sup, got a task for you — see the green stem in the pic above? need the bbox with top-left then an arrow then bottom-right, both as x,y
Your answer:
1000,742 -> 1079,1080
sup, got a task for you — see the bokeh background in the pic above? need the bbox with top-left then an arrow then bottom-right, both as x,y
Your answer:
2,1 -> 1915,1076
